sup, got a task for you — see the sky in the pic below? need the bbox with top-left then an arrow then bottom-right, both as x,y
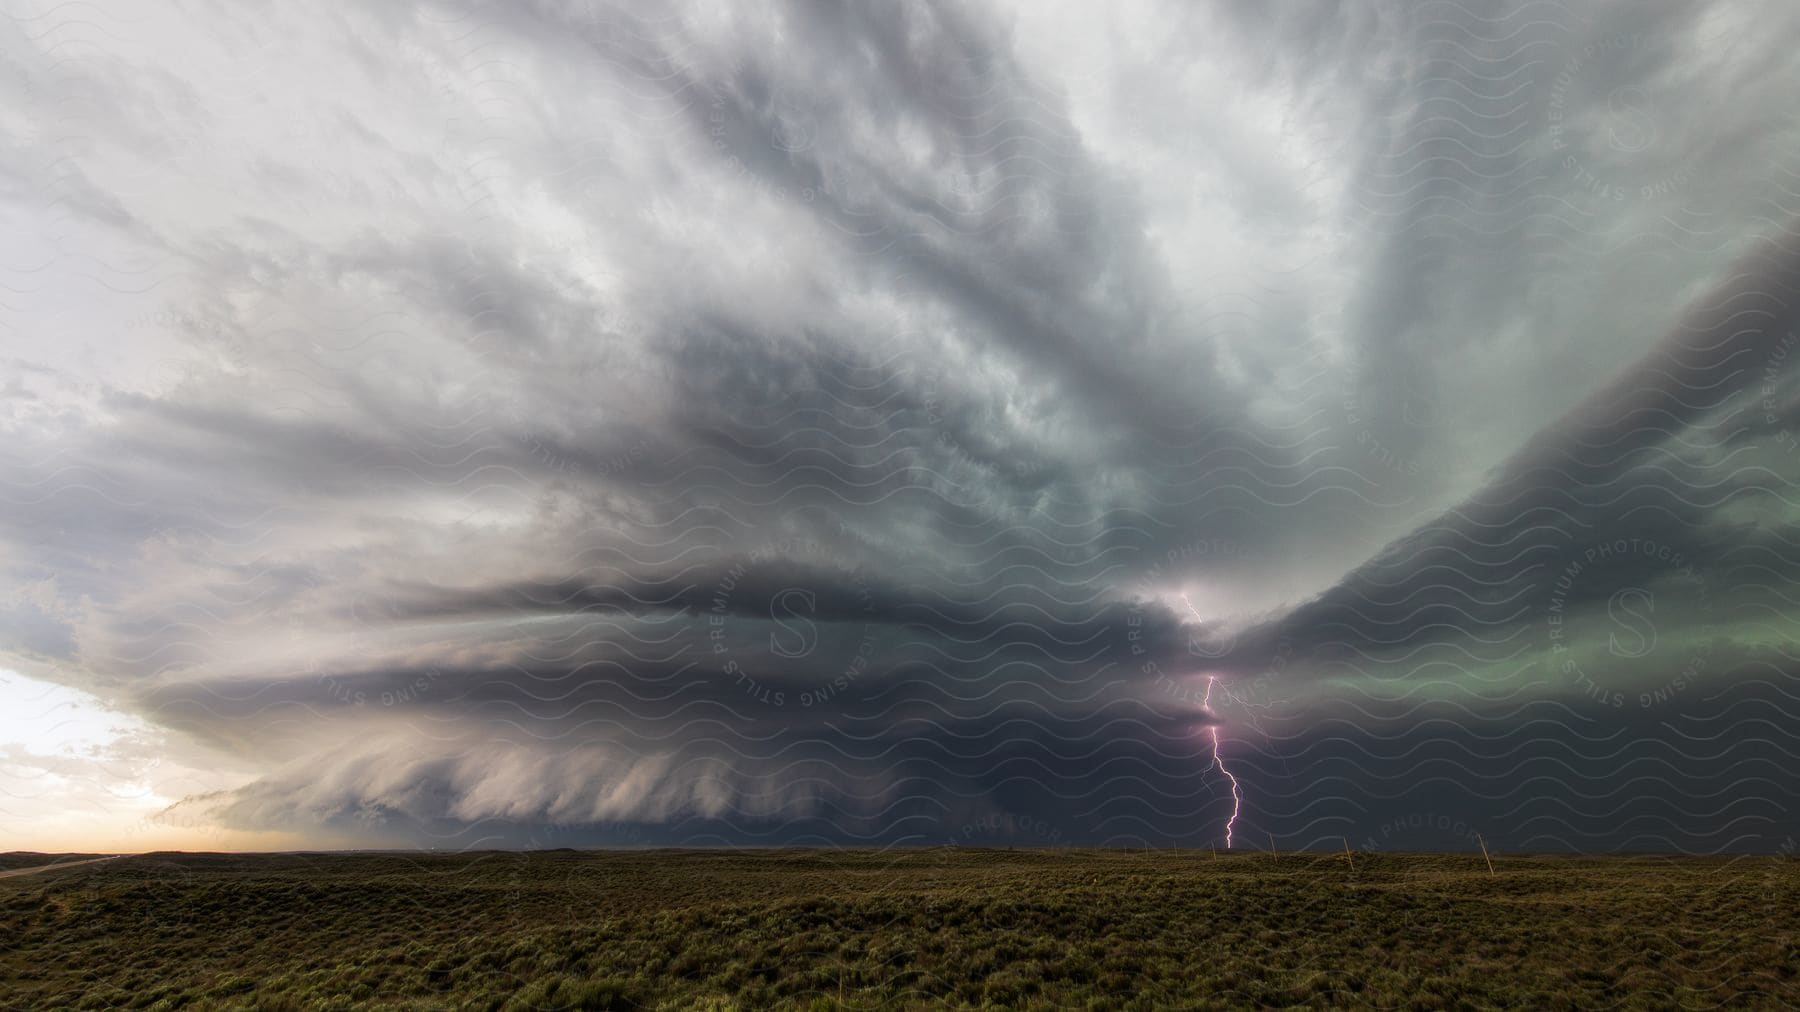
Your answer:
2,0 -> 1799,854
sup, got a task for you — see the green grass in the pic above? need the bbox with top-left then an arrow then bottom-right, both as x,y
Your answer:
1,849 -> 1795,1009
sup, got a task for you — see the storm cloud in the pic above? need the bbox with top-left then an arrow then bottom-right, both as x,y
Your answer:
3,0 -> 1798,853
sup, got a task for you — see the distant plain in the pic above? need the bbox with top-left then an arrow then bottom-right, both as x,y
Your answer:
2,849 -> 1795,1009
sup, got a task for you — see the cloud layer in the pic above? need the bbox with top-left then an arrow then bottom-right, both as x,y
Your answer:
3,0 -> 1799,852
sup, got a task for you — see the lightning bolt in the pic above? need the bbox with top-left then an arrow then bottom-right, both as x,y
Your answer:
1184,593 -> 1244,849
1203,674 -> 1243,849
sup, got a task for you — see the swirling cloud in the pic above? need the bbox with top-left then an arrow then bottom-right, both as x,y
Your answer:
2,0 -> 1797,852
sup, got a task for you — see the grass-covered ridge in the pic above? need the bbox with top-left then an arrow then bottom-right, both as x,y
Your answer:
1,849 -> 1795,1009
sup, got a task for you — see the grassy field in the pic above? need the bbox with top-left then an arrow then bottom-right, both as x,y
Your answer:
1,848 -> 1795,1009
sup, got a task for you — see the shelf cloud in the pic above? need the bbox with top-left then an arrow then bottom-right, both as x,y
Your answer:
3,0 -> 1799,853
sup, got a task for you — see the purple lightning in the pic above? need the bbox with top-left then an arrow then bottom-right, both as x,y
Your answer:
1184,593 -> 1243,849
1202,675 -> 1243,849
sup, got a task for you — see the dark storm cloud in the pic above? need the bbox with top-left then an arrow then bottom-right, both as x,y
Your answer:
3,0 -> 1798,851
1191,224 -> 1800,852
1217,223 -> 1800,674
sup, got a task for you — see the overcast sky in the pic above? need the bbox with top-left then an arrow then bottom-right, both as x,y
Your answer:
3,0 -> 1799,854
